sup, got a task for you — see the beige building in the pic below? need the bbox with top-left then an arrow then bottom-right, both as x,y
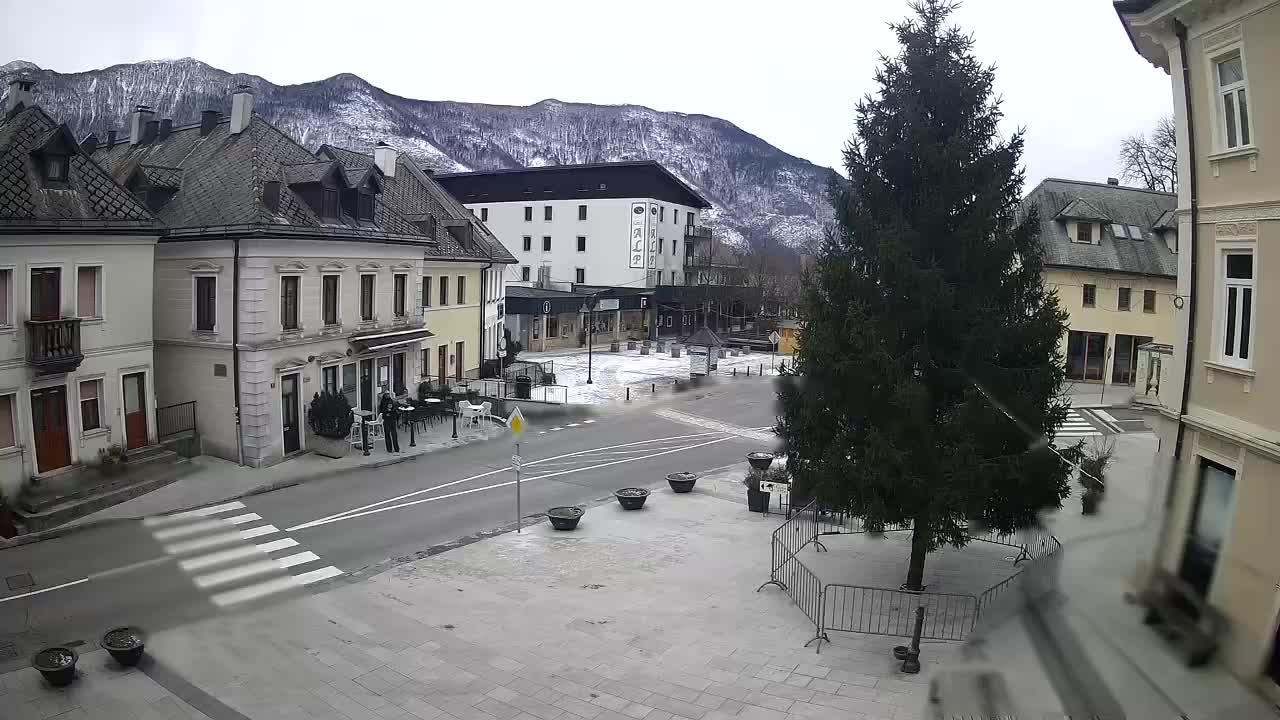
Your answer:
1023,178 -> 1178,386
1119,0 -> 1280,695
90,88 -> 513,468
0,80 -> 160,496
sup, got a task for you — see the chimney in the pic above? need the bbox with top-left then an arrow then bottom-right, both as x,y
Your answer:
106,130 -> 117,145
129,104 -> 155,145
229,84 -> 254,135
6,77 -> 34,114
374,141 -> 397,178
1107,177 -> 1119,186
80,134 -> 98,155
143,119 -> 160,143
158,118 -> 172,140
199,110 -> 219,136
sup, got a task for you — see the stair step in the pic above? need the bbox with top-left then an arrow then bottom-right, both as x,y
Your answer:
14,458 -> 196,532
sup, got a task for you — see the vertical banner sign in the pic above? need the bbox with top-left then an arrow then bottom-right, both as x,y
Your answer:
629,203 -> 646,269
647,203 -> 659,269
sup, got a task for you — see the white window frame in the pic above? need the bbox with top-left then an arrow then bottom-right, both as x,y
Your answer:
74,263 -> 104,321
0,265 -> 14,330
1216,245 -> 1255,369
393,272 -> 410,318
279,273 -> 303,332
191,272 -> 219,334
359,272 -> 378,323
1211,47 -> 1252,152
457,275 -> 467,305
321,272 -> 342,327
320,363 -> 340,396
78,376 -> 106,435
0,391 -> 17,451
28,263 -> 64,319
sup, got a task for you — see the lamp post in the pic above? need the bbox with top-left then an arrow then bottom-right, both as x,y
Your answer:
581,297 -> 598,384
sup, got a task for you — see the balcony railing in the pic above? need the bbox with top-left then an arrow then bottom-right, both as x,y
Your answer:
25,318 -> 83,374
684,225 -> 712,240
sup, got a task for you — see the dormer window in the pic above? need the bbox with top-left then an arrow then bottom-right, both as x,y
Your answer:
44,154 -> 69,182
322,189 -> 339,219
357,192 -> 374,221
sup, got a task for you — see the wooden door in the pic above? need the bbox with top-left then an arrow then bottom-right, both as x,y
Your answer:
122,372 -> 148,450
360,359 -> 374,412
281,373 -> 300,454
438,345 -> 447,385
30,268 -> 61,320
455,342 -> 464,381
31,386 -> 71,472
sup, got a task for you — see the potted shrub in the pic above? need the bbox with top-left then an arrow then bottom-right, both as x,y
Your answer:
666,472 -> 698,493
101,626 -> 146,666
96,444 -> 128,477
744,469 -> 770,513
614,487 -> 650,510
31,646 -> 78,686
1077,440 -> 1114,515
307,391 -> 354,458
547,506 -> 584,530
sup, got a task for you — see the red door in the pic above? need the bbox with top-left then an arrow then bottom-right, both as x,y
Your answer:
122,372 -> 148,450
30,268 -> 61,320
31,386 -> 71,473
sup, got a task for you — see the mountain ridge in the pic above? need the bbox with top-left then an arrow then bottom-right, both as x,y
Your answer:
0,57 -> 833,247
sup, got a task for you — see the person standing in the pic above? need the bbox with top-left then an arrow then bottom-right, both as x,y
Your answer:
379,388 -> 401,453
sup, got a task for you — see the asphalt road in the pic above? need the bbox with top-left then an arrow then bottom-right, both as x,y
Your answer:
0,374 -> 779,670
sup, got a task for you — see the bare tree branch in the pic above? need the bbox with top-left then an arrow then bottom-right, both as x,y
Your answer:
1118,115 -> 1177,193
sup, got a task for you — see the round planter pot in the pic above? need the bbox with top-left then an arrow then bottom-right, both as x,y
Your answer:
746,452 -> 775,471
614,488 -> 650,510
547,506 -> 584,531
746,487 -> 770,513
32,647 -> 78,687
666,472 -> 698,494
102,626 -> 146,667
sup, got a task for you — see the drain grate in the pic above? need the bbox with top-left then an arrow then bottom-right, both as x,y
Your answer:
5,573 -> 34,591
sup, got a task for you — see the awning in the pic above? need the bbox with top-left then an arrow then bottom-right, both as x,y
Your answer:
350,326 -> 435,353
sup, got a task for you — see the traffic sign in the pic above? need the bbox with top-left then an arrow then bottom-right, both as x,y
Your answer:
507,406 -> 526,434
512,454 -> 523,468
768,331 -> 781,345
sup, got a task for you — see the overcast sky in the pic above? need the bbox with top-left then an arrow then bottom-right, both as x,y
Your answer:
1,0 -> 1171,188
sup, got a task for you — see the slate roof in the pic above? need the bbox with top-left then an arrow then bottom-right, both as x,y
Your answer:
317,144 -> 516,264
684,326 -> 725,347
0,105 -> 154,230
1021,178 -> 1177,279
436,160 -> 711,209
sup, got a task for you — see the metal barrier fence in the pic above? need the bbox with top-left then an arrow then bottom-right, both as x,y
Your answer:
760,500 -> 1062,652
465,378 -> 568,404
156,401 -> 196,439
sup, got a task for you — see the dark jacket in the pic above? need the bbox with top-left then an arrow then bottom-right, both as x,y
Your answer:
378,395 -> 400,420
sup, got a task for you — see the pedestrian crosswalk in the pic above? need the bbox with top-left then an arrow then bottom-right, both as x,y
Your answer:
1056,409 -> 1103,439
144,501 -> 341,608
538,419 -> 597,434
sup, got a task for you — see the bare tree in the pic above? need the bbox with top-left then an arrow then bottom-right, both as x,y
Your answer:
1119,115 -> 1177,193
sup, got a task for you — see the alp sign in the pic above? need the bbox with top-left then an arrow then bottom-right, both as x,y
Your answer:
629,203 -> 646,269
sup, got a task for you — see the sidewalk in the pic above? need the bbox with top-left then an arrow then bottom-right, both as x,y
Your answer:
58,420 -> 505,531
4,481 -> 937,720
1066,382 -> 1134,409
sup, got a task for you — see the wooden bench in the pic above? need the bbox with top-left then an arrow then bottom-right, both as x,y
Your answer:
1137,569 -> 1225,667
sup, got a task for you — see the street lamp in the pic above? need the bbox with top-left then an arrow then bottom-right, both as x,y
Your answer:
580,298 -> 596,384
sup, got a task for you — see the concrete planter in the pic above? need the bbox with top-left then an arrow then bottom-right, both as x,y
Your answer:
102,626 -> 146,667
32,647 -> 77,687
311,435 -> 351,459
547,506 -> 584,530
666,472 -> 697,493
671,346 -> 682,358
610,341 -> 620,353
627,341 -> 637,350
614,487 -> 650,510
640,346 -> 650,355
657,341 -> 667,352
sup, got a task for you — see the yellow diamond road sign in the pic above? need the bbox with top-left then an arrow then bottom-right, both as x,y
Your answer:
507,406 -> 526,434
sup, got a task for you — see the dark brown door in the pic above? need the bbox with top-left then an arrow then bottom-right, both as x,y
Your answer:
438,346 -> 447,385
455,342 -> 465,381
281,373 -> 300,454
30,268 -> 61,320
122,372 -> 148,450
31,386 -> 71,472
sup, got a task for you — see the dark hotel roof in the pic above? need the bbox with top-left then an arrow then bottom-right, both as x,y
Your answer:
436,161 -> 711,209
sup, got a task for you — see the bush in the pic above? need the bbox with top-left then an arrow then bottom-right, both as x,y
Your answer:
307,391 -> 353,440
1077,439 -> 1115,494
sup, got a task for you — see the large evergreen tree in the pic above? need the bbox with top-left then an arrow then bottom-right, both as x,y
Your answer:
777,0 -> 1073,591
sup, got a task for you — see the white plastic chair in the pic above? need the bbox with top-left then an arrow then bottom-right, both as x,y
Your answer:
479,401 -> 492,425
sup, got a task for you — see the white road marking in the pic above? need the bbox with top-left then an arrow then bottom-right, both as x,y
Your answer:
152,519 -> 227,541
653,409 -> 775,441
163,531 -> 244,555
194,560 -> 281,589
143,501 -> 246,526
295,566 -> 344,585
583,420 -> 595,424
180,546 -> 263,572
275,551 -> 320,569
550,427 -> 564,431
1095,410 -> 1119,424
238,525 -> 279,540
290,434 -> 737,531
210,575 -> 301,607
224,513 -> 263,526
0,578 -> 88,604
567,423 -> 580,427
255,538 -> 299,554
286,430 -> 728,532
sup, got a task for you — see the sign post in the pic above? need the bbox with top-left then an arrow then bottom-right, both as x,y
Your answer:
508,407 -> 526,532
768,330 -> 781,371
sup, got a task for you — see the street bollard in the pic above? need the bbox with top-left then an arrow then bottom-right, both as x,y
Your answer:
361,415 -> 370,457
409,417 -> 416,447
894,606 -> 925,674
760,363 -> 764,376
651,383 -> 655,393
452,408 -> 458,439
626,387 -> 630,402
747,366 -> 751,377
733,368 -> 737,377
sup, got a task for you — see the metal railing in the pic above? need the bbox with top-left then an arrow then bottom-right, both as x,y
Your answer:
822,585 -> 978,641
684,225 -> 713,240
464,378 -> 569,405
25,317 -> 83,371
758,501 -> 828,647
156,401 -> 196,439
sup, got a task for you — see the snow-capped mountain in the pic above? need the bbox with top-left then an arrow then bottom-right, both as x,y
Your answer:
1,58 -> 834,247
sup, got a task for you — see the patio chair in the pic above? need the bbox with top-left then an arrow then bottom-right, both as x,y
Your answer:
479,401 -> 492,425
